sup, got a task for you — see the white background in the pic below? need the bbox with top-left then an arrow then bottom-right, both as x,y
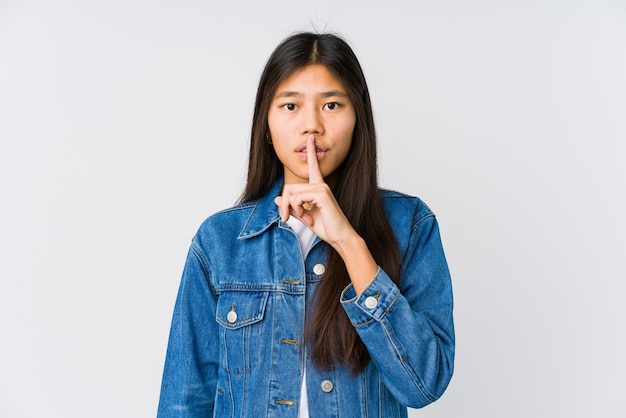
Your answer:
1,1 -> 625,417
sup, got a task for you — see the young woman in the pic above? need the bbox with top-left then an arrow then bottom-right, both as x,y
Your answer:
157,32 -> 454,417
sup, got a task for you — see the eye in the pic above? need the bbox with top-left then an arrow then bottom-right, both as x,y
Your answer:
281,103 -> 297,111
323,102 -> 341,111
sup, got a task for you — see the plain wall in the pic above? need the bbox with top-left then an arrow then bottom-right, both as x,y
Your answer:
1,1 -> 625,417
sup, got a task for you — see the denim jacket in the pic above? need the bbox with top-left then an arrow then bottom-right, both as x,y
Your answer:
157,180 -> 454,418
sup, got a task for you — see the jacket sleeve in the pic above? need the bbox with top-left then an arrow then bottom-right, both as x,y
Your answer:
157,241 -> 218,418
340,211 -> 454,408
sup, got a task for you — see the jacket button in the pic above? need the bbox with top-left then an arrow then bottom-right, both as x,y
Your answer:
364,296 -> 378,309
227,310 -> 237,323
313,264 -> 326,275
320,379 -> 334,393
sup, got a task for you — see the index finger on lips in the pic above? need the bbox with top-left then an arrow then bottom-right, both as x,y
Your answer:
307,135 -> 324,184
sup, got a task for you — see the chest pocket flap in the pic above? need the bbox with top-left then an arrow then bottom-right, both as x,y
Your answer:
216,291 -> 269,330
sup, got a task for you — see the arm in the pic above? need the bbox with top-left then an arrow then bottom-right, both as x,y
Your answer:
340,213 -> 455,408
276,134 -> 377,293
276,134 -> 454,405
157,242 -> 219,418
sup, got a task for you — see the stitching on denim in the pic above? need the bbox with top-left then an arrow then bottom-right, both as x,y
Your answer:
238,201 -> 280,239
189,241 -> 218,295
222,363 -> 260,376
217,315 -> 263,329
213,201 -> 256,215
380,315 -> 439,404
220,313 -> 264,375
218,284 -> 305,295
361,366 -> 369,418
353,318 -> 376,327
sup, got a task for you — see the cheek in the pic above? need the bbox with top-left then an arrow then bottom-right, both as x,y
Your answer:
340,112 -> 357,137
267,109 -> 282,135
339,119 -> 356,147
334,126 -> 354,164
268,117 -> 292,142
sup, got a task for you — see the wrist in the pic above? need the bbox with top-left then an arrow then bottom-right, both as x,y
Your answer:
333,230 -> 365,257
334,232 -> 378,295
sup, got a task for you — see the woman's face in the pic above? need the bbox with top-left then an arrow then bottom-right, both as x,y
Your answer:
268,64 -> 356,185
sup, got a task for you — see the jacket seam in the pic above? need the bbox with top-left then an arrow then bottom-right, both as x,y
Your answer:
189,240 -> 217,295
380,317 -> 439,404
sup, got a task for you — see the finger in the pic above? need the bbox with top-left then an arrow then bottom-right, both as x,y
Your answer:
286,191 -> 307,219
307,135 -> 324,184
274,196 -> 291,222
300,212 -> 314,227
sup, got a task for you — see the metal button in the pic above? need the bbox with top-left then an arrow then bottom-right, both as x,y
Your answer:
320,379 -> 334,393
227,310 -> 237,323
364,296 -> 378,309
313,264 -> 326,275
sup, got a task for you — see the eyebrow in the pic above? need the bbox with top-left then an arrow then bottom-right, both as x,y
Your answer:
274,90 -> 349,99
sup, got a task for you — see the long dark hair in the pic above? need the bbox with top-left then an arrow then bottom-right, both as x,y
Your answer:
240,32 -> 401,373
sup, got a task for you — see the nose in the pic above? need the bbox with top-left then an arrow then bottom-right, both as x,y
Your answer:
300,106 -> 324,136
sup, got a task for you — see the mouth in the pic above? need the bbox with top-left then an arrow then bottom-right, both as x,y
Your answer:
296,141 -> 327,158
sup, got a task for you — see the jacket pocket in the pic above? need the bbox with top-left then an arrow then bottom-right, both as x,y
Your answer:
215,290 -> 269,375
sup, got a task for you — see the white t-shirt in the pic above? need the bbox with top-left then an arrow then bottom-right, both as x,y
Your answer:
285,215 -> 316,418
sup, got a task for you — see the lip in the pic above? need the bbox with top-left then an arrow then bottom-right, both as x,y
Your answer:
296,141 -> 327,159
296,141 -> 327,153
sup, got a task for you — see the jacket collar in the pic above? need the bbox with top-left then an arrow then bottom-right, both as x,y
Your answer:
238,179 -> 284,239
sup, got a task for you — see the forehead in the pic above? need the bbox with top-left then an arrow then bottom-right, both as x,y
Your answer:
273,64 -> 348,96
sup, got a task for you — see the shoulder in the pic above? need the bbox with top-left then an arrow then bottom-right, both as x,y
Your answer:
379,189 -> 443,256
380,189 -> 435,227
193,200 -> 259,243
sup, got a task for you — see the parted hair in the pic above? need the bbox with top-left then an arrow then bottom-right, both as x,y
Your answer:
240,32 -> 401,373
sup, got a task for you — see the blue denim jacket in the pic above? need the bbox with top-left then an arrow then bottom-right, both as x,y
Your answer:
157,180 -> 454,417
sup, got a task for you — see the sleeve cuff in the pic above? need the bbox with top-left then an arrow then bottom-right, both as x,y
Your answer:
340,267 -> 400,324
